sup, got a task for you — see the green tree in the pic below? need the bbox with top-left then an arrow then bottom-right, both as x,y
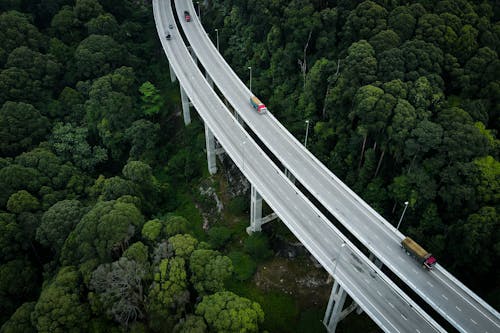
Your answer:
141,219 -> 163,242
86,13 -> 119,37
0,11 -> 44,65
388,5 -> 417,41
164,215 -> 190,237
173,315 -> 207,333
207,226 -> 232,249
49,6 -> 81,45
169,234 -> 198,259
0,302 -> 36,333
124,119 -> 160,161
195,291 -> 264,333
49,122 -> 107,171
228,251 -> 257,281
122,242 -> 148,265
31,266 -> 90,333
61,198 -> 144,265
74,0 -> 103,22
148,257 -> 189,331
344,1 -> 388,45
0,102 -> 49,156
189,249 -> 232,295
6,46 -> 61,93
83,67 -> 138,158
74,35 -> 125,79
36,200 -> 86,255
139,81 -> 164,116
6,190 -> 39,214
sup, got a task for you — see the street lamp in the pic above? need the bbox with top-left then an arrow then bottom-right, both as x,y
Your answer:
196,1 -> 201,20
248,66 -> 252,91
304,120 -> 310,148
396,201 -> 409,230
214,28 -> 219,51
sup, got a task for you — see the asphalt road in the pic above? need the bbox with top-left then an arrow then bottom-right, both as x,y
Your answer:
173,1 -> 500,332
152,1 -> 446,332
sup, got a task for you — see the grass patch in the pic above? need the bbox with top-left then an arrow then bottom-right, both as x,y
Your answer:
173,191 -> 206,241
297,308 -> 326,333
226,280 -> 299,333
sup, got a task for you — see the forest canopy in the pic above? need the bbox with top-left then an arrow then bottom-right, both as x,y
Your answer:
0,0 -> 498,331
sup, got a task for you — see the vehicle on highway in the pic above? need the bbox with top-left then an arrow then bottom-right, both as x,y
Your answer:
169,24 -> 173,29
166,33 -> 171,40
184,10 -> 191,22
249,96 -> 267,114
401,237 -> 436,270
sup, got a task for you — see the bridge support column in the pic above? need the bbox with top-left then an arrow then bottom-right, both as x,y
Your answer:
180,86 -> 191,125
323,280 -> 348,332
205,125 -> 217,175
247,185 -> 262,234
169,63 -> 176,82
284,168 -> 296,184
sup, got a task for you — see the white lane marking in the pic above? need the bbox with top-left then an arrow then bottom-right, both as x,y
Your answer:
416,329 -> 421,333
426,281 -> 434,287
388,302 -> 395,309
456,306 -> 462,312
412,269 -> 418,274
470,319 -> 477,325
441,294 -> 448,300
400,314 -> 407,320
433,271 -> 500,327
376,290 -> 382,296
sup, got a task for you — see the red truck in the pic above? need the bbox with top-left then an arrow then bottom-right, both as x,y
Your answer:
184,11 -> 191,22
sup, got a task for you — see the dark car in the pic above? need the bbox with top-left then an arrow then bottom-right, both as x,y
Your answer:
166,33 -> 171,40
184,10 -> 191,22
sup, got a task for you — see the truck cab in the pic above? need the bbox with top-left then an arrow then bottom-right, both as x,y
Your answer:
184,11 -> 191,22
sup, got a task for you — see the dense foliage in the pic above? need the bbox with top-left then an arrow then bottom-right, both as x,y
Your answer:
203,0 -> 499,304
1,0 -> 498,331
0,0 -> 265,331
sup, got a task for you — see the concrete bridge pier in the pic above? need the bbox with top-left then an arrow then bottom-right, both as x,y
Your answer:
180,86 -> 191,125
246,185 -> 278,234
247,185 -> 263,233
323,280 -> 348,332
205,125 -> 217,175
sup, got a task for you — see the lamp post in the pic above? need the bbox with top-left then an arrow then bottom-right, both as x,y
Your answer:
304,120 -> 310,148
396,201 -> 409,230
196,1 -> 201,20
248,66 -> 252,91
214,28 -> 219,51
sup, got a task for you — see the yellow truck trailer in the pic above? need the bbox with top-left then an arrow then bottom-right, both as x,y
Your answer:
401,237 -> 437,270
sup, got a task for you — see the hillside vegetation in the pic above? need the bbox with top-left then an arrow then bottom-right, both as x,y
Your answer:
203,0 -> 499,306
